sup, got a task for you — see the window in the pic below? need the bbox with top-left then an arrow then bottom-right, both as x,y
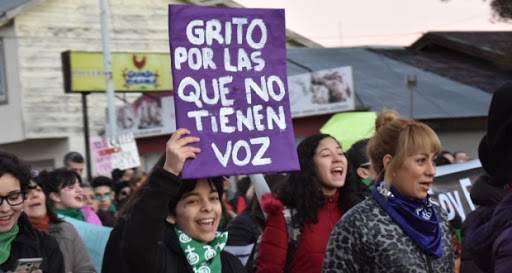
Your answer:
0,39 -> 6,104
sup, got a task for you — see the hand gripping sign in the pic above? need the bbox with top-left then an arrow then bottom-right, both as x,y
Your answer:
168,5 -> 299,178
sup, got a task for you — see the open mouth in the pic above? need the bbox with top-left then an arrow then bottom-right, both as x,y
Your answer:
196,218 -> 216,231
331,167 -> 345,177
419,181 -> 433,189
28,202 -> 42,208
74,195 -> 83,202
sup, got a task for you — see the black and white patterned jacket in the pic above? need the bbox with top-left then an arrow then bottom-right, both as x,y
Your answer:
322,196 -> 454,273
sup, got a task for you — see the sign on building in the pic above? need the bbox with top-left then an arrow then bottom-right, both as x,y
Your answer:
61,51 -> 172,93
168,5 -> 300,178
288,66 -> 355,118
108,95 -> 176,138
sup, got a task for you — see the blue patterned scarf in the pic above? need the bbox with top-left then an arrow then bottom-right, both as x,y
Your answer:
371,182 -> 443,257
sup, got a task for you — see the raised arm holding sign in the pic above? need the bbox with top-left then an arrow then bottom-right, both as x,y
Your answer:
168,5 -> 299,179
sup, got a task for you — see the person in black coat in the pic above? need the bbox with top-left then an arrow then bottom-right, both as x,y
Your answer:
0,150 -> 65,273
102,129 -> 245,273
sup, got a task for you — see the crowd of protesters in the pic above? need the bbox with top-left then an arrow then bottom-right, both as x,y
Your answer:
0,82 -> 511,273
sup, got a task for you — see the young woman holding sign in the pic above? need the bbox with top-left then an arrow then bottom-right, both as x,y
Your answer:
103,128 -> 245,273
256,134 -> 350,273
322,119 -> 454,273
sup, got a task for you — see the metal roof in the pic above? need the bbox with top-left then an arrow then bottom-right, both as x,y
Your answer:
286,47 -> 492,120
0,0 -> 31,15
0,0 -> 35,26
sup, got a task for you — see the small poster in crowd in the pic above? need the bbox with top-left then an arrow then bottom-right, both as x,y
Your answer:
91,133 -> 141,176
168,5 -> 300,178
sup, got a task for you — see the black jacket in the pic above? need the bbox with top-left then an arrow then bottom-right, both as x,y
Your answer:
0,214 -> 65,273
102,167 -> 245,273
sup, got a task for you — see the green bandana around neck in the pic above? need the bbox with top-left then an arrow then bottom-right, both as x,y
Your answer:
0,224 -> 19,264
361,178 -> 373,186
55,208 -> 85,221
175,227 -> 228,273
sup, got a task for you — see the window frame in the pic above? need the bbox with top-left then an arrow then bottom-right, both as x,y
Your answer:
0,39 -> 7,105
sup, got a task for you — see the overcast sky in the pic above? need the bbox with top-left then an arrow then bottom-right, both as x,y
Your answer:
237,0 -> 511,47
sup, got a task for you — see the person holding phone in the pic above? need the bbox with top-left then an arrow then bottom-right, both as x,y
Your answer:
0,150 -> 65,273
102,128 -> 245,273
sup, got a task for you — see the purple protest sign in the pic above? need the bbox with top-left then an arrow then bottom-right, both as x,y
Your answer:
168,5 -> 300,179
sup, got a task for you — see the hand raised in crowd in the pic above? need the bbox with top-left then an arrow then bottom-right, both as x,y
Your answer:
163,128 -> 201,176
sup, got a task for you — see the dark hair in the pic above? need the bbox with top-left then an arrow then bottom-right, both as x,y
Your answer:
114,181 -> 130,198
346,139 -> 370,172
117,155 -> 166,220
0,150 -> 31,194
278,134 -> 350,228
111,168 -> 125,183
117,154 -> 224,221
37,168 -> 82,212
29,180 -> 63,224
344,138 -> 372,207
434,156 -> 452,166
91,176 -> 113,189
37,168 -> 82,195
63,151 -> 84,166
167,177 -> 224,216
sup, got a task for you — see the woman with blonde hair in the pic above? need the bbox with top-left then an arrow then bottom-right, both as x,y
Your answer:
375,109 -> 399,130
323,119 -> 454,273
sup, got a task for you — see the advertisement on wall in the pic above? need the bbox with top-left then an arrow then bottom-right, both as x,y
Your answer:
61,51 -> 172,93
112,95 -> 176,138
288,66 -> 355,118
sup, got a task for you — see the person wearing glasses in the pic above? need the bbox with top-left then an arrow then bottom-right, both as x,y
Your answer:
91,176 -> 116,227
344,138 -> 375,206
0,150 -> 65,273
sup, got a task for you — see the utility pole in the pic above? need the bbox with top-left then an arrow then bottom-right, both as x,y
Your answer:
406,74 -> 417,119
99,0 -> 116,137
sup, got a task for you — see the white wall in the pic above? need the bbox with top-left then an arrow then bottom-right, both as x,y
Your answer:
0,22 -> 25,144
0,138 -> 69,170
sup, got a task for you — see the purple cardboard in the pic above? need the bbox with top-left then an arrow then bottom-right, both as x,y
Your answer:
168,4 -> 299,178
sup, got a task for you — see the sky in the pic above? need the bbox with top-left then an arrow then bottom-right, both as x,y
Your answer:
236,0 -> 511,47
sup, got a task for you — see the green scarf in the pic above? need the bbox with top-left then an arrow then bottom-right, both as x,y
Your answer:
55,208 -> 85,221
175,227 -> 228,273
361,178 -> 373,186
0,224 -> 19,264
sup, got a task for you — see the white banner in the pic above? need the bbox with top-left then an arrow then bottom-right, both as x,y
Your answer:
288,66 -> 355,118
91,133 -> 141,176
